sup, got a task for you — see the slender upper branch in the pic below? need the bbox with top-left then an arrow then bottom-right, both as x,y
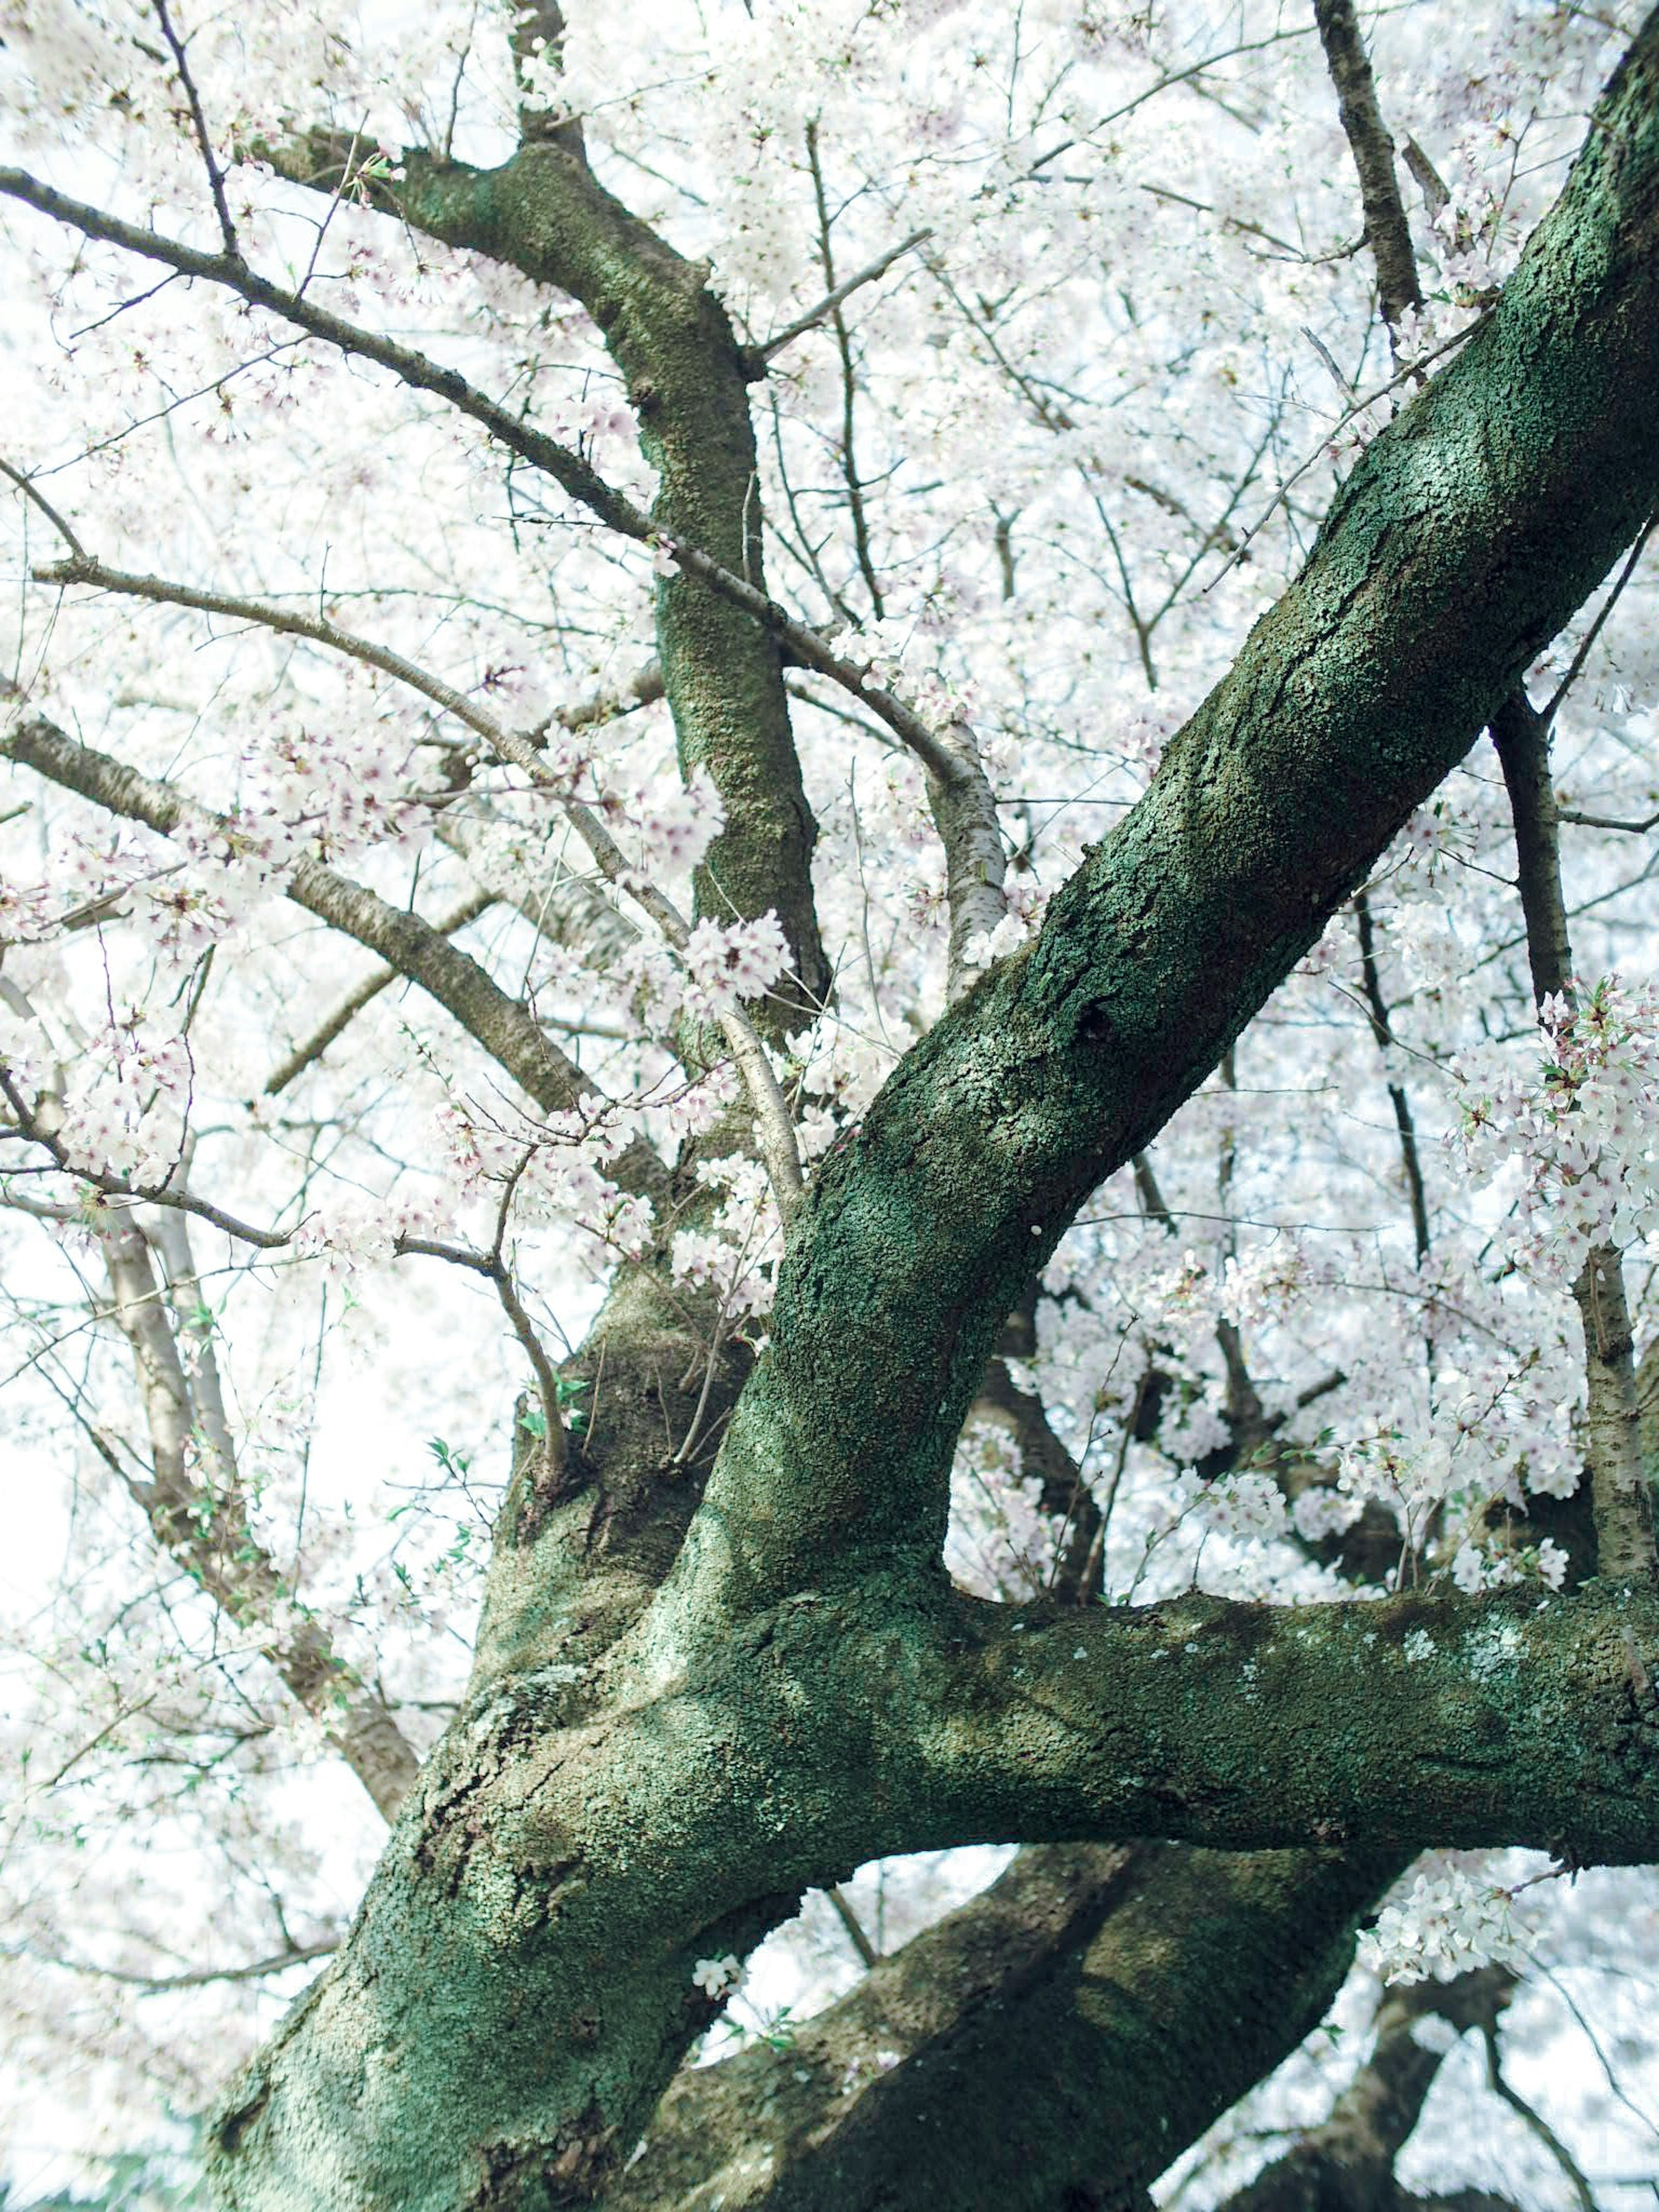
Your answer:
1313,0 -> 1423,332
0,162 -> 1005,992
0,713 -> 671,1206
237,119 -> 835,1027
97,1205 -> 418,1817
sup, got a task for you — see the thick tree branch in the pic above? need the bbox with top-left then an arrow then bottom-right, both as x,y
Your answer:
907,1580 -> 1659,1862
210,1573 -> 1659,2209
242,121 -> 833,1027
606,1843 -> 1395,2212
664,14 -> 1659,1615
1224,1970 -> 1513,2212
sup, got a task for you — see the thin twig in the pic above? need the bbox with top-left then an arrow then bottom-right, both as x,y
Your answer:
824,1885 -> 879,1968
1353,891 -> 1431,1265
151,0 -> 242,262
0,456 -> 86,557
0,1065 -> 293,1247
11,1938 -> 337,1990
1206,318 -> 1485,587
1557,807 -> 1659,834
804,121 -> 885,616
758,229 -> 932,362
489,1157 -> 567,1483
1541,506 -> 1659,726
1482,2023 -> 1595,2212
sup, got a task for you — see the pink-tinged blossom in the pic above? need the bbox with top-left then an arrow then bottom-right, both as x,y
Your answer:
682,912 -> 791,1018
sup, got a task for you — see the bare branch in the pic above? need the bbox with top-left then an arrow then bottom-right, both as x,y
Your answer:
1557,806 -> 1659,833
1542,504 -> 1659,725
264,889 -> 493,1096
1481,2019 -> 1595,2212
9,1938 -> 338,1990
1313,0 -> 1423,332
756,228 -> 932,364
0,454 -> 85,558
89,1200 -> 419,1816
150,0 -> 242,262
803,122 -> 886,617
1354,890 -> 1431,1265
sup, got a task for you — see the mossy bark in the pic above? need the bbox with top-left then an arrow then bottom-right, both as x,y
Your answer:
602,1843 -> 1398,2212
205,21 -> 1659,2211
265,126 -> 829,1030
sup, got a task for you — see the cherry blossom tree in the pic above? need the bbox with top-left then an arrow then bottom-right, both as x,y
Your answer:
3,2 -> 1659,2207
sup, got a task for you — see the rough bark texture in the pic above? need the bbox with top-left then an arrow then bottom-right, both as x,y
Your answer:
671,20 -> 1659,1622
261,126 -> 830,1030
1313,0 -> 1424,330
188,25 -> 1659,2209
206,1570 -> 1659,2210
603,1843 -> 1399,2212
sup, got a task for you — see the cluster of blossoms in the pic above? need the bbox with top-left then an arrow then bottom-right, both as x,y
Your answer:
963,876 -> 1057,969
1359,1867 -> 1535,1986
1450,1534 -> 1570,1594
1334,1350 -> 1585,1552
602,899 -> 794,1035
619,763 -> 724,875
441,1099 -> 655,1262
671,1153 -> 781,1321
1194,1469 -> 1289,1547
691,1953 -> 743,2000
945,1418 -> 1062,1599
292,1190 -> 454,1273
1221,1239 -> 1337,1335
681,912 -> 791,1022
51,1019 -> 194,1186
1454,976 -> 1659,1281
249,716 -> 420,872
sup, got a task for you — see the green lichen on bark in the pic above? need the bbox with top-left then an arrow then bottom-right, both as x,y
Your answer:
670,14 -> 1659,1617
264,129 -> 829,1029
202,22 -> 1659,2212
603,1842 -> 1396,2212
